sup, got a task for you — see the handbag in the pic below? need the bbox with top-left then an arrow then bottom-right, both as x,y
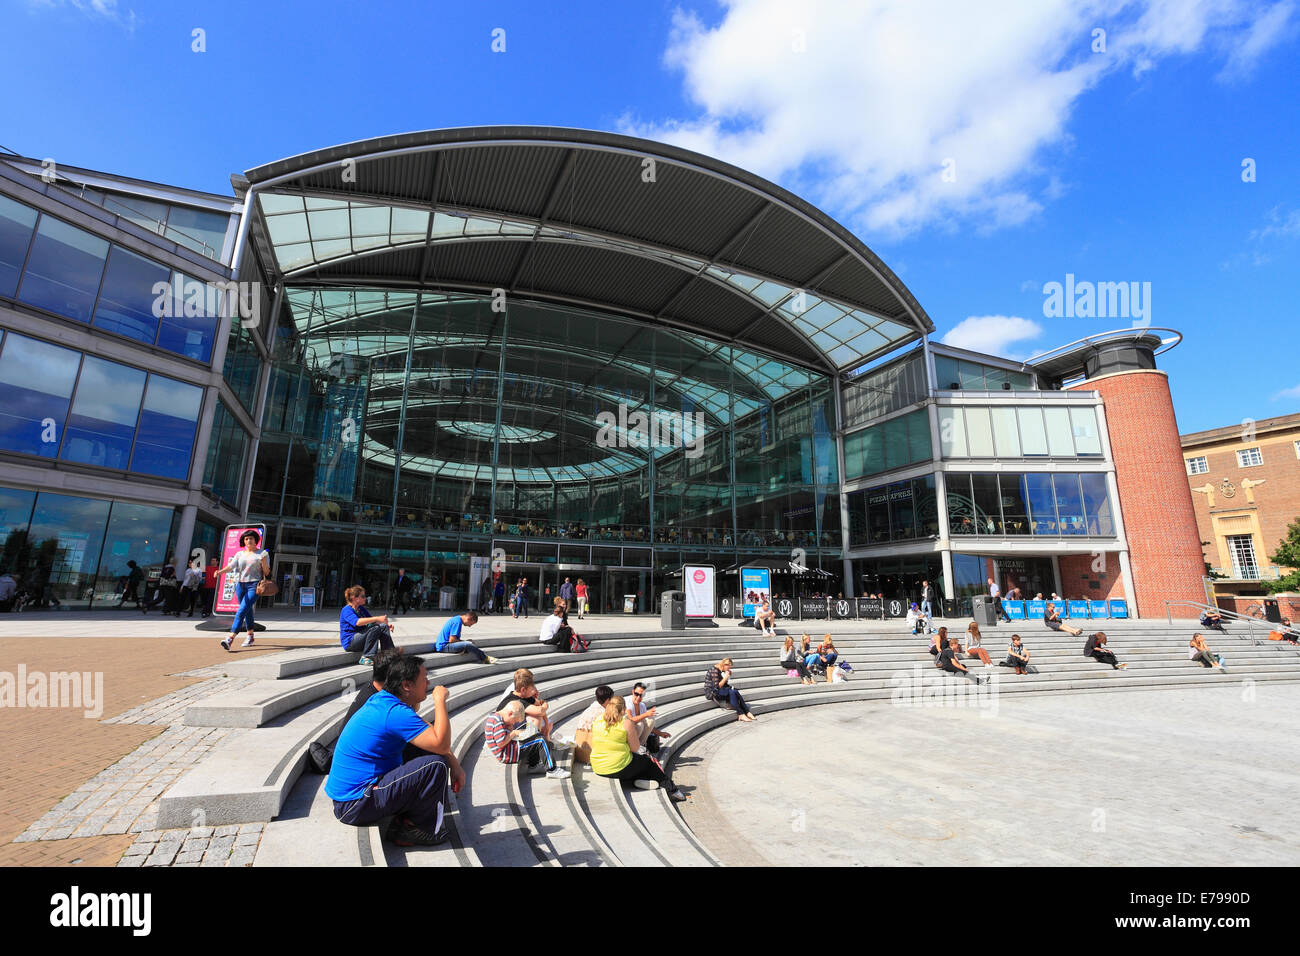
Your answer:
256,579 -> 279,597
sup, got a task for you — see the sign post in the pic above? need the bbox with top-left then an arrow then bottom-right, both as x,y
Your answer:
214,524 -> 267,618
682,564 -> 717,627
298,587 -> 316,614
740,567 -> 771,621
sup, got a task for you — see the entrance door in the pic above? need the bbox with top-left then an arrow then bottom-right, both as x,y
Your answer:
605,569 -> 650,614
272,556 -> 317,607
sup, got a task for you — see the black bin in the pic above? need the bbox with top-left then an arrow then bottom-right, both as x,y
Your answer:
1264,598 -> 1282,624
661,590 -> 686,630
971,595 -> 998,627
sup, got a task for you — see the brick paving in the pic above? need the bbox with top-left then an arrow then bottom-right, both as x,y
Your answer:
0,632 -> 321,867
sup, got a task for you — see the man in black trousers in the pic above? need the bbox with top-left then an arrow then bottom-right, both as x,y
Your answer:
393,568 -> 414,615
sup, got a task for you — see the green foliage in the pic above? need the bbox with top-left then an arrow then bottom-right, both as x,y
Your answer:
1264,518 -> 1300,593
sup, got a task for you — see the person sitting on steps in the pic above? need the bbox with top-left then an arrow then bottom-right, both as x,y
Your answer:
573,685 -> 614,764
1189,632 -> 1225,671
705,657 -> 756,721
938,637 -> 990,685
1006,634 -> 1030,675
434,610 -> 499,665
1044,603 -> 1083,638
484,700 -> 571,780
781,635 -> 815,685
309,647 -> 406,774
1084,631 -> 1127,669
497,668 -> 574,748
1199,608 -> 1228,633
339,585 -> 396,666
589,695 -> 687,801
963,622 -> 994,666
627,681 -> 670,754
325,654 -> 466,847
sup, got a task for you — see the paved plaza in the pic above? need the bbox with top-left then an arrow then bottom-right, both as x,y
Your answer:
682,685 -> 1300,867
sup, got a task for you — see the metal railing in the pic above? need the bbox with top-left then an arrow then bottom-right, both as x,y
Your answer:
1163,599 -> 1293,647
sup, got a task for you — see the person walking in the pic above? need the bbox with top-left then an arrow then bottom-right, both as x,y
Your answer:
180,559 -> 204,617
118,560 -> 145,611
920,579 -> 934,618
989,578 -> 1011,622
559,576 -> 576,614
391,568 -> 414,615
216,530 -> 269,651
513,578 -> 530,619
200,557 -> 218,618
575,578 -> 589,619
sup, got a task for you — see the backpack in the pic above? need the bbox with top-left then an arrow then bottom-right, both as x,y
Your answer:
568,631 -> 591,653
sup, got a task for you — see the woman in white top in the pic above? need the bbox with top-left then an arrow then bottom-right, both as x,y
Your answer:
216,530 -> 269,651
1189,632 -> 1225,671
780,635 -> 815,685
963,622 -> 993,666
538,600 -> 571,652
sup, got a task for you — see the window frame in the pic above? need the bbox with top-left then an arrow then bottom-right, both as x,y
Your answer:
1236,447 -> 1263,468
1185,456 -> 1208,475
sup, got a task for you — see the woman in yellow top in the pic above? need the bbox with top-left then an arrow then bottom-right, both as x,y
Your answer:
590,696 -> 687,802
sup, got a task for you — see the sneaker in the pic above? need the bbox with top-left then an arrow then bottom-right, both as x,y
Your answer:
633,779 -> 659,791
544,768 -> 571,780
637,746 -> 648,756
358,656 -> 374,666
484,655 -> 501,664
241,635 -> 255,648
220,637 -> 232,652
385,818 -> 449,847
668,788 -> 688,802
553,735 -> 575,749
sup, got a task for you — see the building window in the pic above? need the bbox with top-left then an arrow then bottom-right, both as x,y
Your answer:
1294,440 -> 1300,460
1227,534 -> 1259,578
1236,447 -> 1262,468
1185,456 -> 1208,475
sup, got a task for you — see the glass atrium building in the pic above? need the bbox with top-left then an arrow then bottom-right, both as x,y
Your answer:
0,128 -> 1174,615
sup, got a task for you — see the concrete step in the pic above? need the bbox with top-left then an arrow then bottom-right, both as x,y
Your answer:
252,770 -> 385,867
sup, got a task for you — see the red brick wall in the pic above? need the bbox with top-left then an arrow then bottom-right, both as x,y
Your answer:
1217,593 -> 1300,623
1070,371 -> 1205,618
1057,552 -> 1126,602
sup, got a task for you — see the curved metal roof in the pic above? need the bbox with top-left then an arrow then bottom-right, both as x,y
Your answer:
243,126 -> 934,374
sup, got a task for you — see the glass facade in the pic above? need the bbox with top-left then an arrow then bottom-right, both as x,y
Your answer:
939,404 -> 1102,459
847,474 -> 939,546
0,331 -> 202,478
934,354 -> 1034,391
0,195 -> 218,362
247,290 -> 841,606
947,472 -> 1114,537
843,408 -> 932,480
0,484 -> 175,608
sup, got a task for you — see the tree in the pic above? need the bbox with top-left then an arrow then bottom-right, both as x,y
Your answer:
1263,517 -> 1300,594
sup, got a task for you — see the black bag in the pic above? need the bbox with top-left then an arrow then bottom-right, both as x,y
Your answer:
308,741 -> 333,775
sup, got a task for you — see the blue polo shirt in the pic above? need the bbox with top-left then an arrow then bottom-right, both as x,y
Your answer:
325,691 -> 429,802
339,604 -> 374,648
435,615 -> 463,651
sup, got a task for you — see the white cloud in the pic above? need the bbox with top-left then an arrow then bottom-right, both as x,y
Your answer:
626,0 -> 1295,236
1271,383 -> 1300,401
1217,0 -> 1297,80
941,315 -> 1043,357
1251,205 -> 1300,240
26,0 -> 138,31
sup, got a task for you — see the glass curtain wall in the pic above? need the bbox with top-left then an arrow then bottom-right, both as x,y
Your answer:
251,289 -> 840,605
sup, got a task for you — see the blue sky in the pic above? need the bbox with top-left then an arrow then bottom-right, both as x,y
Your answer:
2,0 -> 1297,434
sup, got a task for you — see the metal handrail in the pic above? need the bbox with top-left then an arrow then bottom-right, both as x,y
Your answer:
1163,599 -> 1293,647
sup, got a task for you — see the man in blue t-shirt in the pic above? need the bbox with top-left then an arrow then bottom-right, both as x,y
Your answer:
434,610 -> 497,664
340,585 -> 395,664
325,654 -> 466,846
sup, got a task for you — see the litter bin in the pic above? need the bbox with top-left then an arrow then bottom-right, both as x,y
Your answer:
661,590 -> 686,630
439,586 -> 456,610
971,595 -> 998,627
1264,598 -> 1282,624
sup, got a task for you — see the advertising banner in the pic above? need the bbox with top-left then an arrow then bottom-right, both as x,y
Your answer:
683,565 -> 715,619
883,597 -> 906,619
214,524 -> 267,616
1089,600 -> 1109,619
774,596 -> 795,618
799,597 -> 828,619
718,594 -> 737,618
1108,599 -> 1129,619
1068,599 -> 1090,619
857,597 -> 882,619
740,567 -> 770,617
830,597 -> 853,619
1004,601 -> 1027,620
1026,599 -> 1047,619
468,556 -> 492,610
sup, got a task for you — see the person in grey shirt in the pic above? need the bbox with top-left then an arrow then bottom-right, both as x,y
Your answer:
217,530 -> 270,651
